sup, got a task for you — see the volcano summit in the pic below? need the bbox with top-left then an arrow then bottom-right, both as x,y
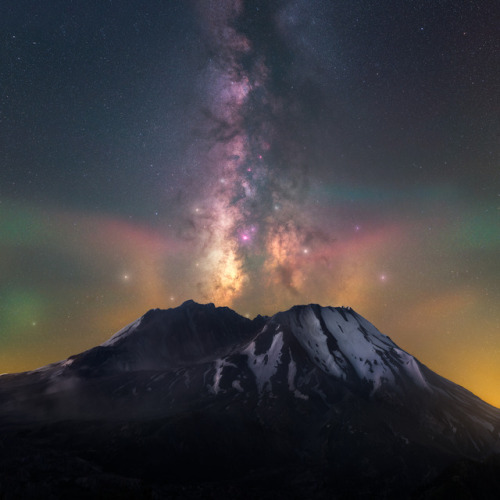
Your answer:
1,301 -> 499,498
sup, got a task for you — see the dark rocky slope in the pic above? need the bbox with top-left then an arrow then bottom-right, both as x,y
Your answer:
1,300 -> 499,498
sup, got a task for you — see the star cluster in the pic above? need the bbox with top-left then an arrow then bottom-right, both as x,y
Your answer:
0,1 -> 499,406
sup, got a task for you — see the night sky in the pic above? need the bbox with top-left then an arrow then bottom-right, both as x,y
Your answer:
1,1 -> 499,406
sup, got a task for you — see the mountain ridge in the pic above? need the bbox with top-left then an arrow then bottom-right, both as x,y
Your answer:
0,300 -> 499,498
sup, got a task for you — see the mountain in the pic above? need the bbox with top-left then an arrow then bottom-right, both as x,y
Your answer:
0,300 -> 499,499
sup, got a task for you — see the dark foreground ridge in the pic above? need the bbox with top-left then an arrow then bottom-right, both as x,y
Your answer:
1,300 -> 499,499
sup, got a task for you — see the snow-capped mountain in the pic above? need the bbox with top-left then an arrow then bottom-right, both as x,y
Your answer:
1,300 -> 499,498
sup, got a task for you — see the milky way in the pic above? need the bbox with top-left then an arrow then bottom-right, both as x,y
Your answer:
185,0 -> 328,304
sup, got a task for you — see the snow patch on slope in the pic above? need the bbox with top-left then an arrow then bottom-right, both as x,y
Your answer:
211,358 -> 237,394
102,317 -> 143,346
243,331 -> 284,393
282,306 -> 429,392
232,380 -> 244,392
287,350 -> 309,400
284,308 -> 346,378
393,348 -> 428,389
321,308 -> 396,390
